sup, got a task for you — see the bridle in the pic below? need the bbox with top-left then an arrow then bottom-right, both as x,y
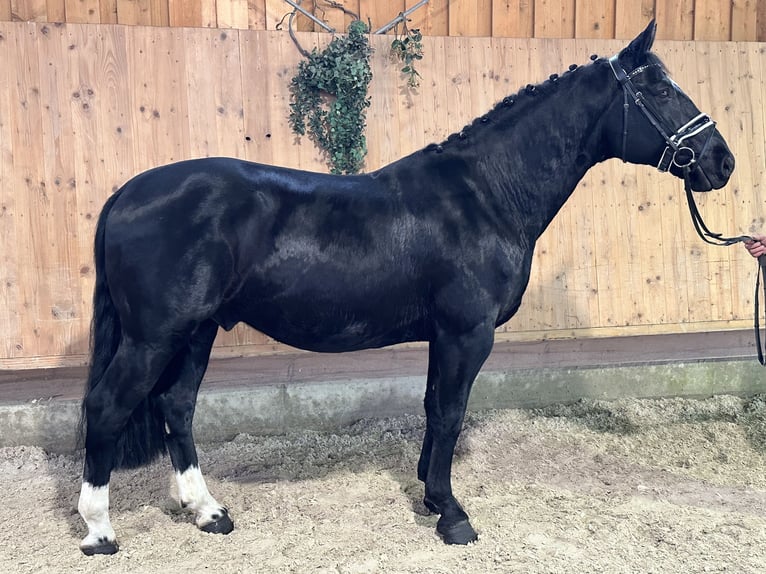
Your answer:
608,55 -> 717,174
609,54 -> 766,365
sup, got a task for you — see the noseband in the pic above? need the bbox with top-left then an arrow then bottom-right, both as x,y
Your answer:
608,55 -> 716,172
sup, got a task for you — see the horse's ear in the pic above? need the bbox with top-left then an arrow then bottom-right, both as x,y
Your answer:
625,19 -> 657,55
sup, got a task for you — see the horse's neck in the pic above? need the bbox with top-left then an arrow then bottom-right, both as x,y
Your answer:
471,63 -> 615,239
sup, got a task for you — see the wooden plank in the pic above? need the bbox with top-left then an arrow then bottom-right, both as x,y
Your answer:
169,0 -> 210,27
39,23 -> 90,353
575,0 -> 615,39
183,27 -> 218,158
0,1 -> 10,20
694,0 -> 733,41
216,0 -> 250,29
127,26 -> 190,171
420,33 -> 447,144
406,0 -> 448,37
211,28 -> 247,156
441,35 -> 472,134
10,0 -> 47,20
47,0 -> 68,21
467,37 -> 495,116
64,0 -> 101,23
758,0 -> 766,41
655,0 -> 693,40
248,0 -> 266,29
737,43 -> 766,317
732,0 -> 757,41
117,0 -> 153,25
448,0 -> 491,37
492,0 -> 533,38
534,0 -> 575,38
100,0 -> 118,23
10,23 -> 58,356
724,43 -> 761,320
149,0 -> 169,26
264,29 -> 300,168
239,29 -> 275,165
0,22 -> 21,357
614,0 -> 655,39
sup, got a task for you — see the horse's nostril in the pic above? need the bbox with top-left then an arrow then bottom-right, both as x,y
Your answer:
722,154 -> 735,177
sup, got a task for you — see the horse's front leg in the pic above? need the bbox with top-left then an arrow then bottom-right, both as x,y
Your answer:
420,322 -> 494,544
157,321 -> 234,535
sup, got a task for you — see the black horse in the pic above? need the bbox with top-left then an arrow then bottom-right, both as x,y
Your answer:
78,21 -> 734,555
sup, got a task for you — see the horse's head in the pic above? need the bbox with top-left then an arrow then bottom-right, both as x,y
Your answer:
605,20 -> 734,191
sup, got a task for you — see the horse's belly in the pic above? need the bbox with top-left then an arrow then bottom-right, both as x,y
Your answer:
217,284 -> 427,353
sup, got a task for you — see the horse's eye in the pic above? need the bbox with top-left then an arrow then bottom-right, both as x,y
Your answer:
659,87 -> 671,99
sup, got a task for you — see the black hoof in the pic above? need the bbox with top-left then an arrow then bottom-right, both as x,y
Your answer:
437,518 -> 478,545
81,540 -> 119,556
200,510 -> 234,535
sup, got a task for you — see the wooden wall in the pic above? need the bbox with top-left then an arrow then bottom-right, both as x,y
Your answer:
2,0 -> 766,41
1,22 -> 764,368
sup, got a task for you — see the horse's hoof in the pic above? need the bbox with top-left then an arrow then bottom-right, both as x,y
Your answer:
200,510 -> 234,535
80,539 -> 119,556
437,518 -> 478,545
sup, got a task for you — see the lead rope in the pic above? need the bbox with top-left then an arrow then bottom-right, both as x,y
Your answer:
682,166 -> 766,365
756,258 -> 766,365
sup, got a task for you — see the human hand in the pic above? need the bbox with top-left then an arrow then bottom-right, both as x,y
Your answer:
745,234 -> 766,258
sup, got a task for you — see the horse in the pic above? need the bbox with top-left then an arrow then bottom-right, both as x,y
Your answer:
77,20 -> 734,555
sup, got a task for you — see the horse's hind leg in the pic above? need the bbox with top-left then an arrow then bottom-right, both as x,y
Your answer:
419,322 -> 494,545
79,337 -> 180,555
154,320 -> 233,534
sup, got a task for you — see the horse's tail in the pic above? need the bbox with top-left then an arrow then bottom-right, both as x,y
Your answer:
78,188 -> 167,469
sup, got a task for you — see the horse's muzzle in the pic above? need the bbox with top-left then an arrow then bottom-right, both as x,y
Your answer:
684,147 -> 735,192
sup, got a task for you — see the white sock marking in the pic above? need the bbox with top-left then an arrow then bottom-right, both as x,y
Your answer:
175,466 -> 226,527
78,482 -> 116,549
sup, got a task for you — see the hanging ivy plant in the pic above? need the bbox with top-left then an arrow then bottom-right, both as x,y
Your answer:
288,19 -> 373,175
390,20 -> 423,89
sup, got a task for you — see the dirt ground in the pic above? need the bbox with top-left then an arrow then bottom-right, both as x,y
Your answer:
3,394 -> 766,573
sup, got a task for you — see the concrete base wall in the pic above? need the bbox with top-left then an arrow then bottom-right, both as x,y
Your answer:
3,356 -> 764,453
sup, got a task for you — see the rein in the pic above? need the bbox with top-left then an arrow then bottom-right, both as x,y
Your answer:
682,169 -> 766,365
609,54 -> 766,365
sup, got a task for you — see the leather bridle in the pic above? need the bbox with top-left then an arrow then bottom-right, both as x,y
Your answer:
608,54 -> 717,173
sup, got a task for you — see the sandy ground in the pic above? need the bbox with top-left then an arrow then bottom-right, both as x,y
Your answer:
3,394 -> 766,573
